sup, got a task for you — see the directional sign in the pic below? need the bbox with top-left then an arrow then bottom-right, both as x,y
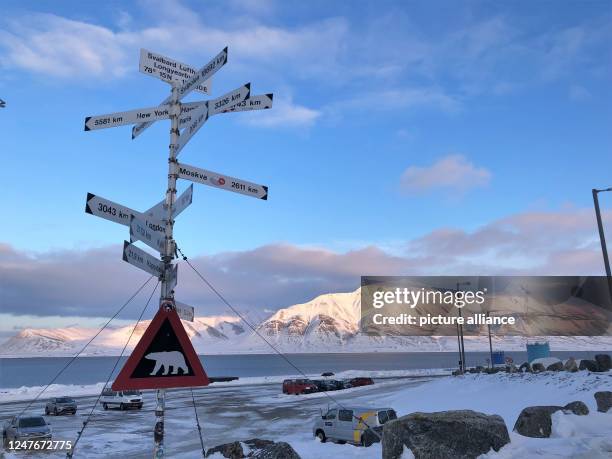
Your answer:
177,162 -> 268,200
122,241 -> 164,277
221,94 -> 273,113
175,83 -> 250,155
175,301 -> 194,322
131,47 -> 228,140
85,193 -> 138,226
130,214 -> 166,253
140,49 -> 211,95
145,184 -> 193,222
84,105 -> 170,131
177,47 -> 228,101
112,306 -> 209,390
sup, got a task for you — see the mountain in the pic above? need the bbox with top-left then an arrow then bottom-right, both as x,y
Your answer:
2,288 -> 611,357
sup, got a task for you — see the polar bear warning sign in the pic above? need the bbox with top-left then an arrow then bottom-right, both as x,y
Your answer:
112,305 -> 209,390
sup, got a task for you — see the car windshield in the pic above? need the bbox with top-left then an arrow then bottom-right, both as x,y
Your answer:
19,417 -> 46,428
123,390 -> 141,395
57,398 -> 74,403
388,410 -> 397,421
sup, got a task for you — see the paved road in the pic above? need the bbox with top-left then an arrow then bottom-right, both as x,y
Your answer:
0,377 -> 432,458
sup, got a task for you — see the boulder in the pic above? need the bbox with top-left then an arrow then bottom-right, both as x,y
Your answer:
205,439 -> 300,459
382,409 -> 510,459
563,358 -> 578,372
579,359 -> 598,372
546,361 -> 563,372
563,401 -> 589,415
594,391 -> 612,413
532,363 -> 545,373
513,402 -> 589,438
518,362 -> 532,373
594,354 -> 611,372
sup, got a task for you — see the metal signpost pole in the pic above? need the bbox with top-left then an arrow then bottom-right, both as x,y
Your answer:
593,188 -> 612,302
153,85 -> 180,459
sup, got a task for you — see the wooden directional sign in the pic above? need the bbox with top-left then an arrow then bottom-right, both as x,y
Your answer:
177,162 -> 268,200
175,83 -> 250,155
140,49 -> 212,95
84,105 -> 170,131
85,193 -> 138,226
165,264 -> 178,293
175,301 -> 194,322
177,47 -> 227,101
122,241 -> 164,277
112,306 -> 208,390
130,214 -> 166,253
145,184 -> 193,222
221,94 -> 273,113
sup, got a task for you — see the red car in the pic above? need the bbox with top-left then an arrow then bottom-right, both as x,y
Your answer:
282,379 -> 318,394
348,377 -> 374,387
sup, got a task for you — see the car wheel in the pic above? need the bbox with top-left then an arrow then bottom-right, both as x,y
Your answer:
120,403 -> 125,410
45,408 -> 49,415
103,403 -> 108,410
137,404 -> 143,410
316,431 -> 326,443
361,431 -> 375,447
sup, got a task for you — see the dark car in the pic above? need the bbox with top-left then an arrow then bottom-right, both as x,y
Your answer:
282,379 -> 318,395
348,377 -> 375,387
45,397 -> 77,415
314,379 -> 344,391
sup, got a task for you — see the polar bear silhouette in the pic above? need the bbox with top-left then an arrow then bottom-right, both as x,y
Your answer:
145,351 -> 189,376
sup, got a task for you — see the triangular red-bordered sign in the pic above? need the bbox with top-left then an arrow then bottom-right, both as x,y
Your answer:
112,306 -> 209,390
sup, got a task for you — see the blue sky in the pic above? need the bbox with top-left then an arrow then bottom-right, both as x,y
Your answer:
0,0 -> 611,334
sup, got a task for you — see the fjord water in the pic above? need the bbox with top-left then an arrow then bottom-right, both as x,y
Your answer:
0,351 -> 605,389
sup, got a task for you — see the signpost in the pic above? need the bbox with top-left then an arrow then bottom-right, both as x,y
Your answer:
83,46 -> 272,458
177,162 -> 268,200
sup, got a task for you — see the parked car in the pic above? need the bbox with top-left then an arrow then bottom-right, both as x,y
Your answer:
313,406 -> 397,447
100,388 -> 143,410
347,377 -> 374,387
45,397 -> 77,415
3,415 -> 51,445
282,379 -> 318,395
314,379 -> 344,392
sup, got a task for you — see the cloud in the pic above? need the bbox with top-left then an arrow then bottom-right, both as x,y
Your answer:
1,206 -> 609,322
243,95 -> 320,128
400,154 -> 491,194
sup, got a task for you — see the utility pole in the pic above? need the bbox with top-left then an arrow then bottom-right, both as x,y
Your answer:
456,281 -> 471,372
593,188 -> 612,302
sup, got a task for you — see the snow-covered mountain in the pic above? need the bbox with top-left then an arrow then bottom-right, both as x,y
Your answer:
2,288 -> 611,357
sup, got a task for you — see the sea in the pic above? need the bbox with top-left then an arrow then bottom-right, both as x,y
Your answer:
0,351 -> 606,389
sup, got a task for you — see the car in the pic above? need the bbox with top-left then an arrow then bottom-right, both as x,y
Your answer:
45,397 -> 77,416
313,406 -> 397,447
313,379 -> 343,392
100,388 -> 143,410
282,379 -> 318,395
3,415 -> 52,446
347,377 -> 374,387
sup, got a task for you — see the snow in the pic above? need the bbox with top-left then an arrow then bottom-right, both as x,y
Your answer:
531,357 -> 562,367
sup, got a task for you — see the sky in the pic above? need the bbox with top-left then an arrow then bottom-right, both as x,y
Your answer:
0,0 -> 611,338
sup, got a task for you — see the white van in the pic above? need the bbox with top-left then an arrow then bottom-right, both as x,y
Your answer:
100,388 -> 143,410
313,406 -> 397,446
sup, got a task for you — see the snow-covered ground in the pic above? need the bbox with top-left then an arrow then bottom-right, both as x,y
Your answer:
1,370 -> 610,458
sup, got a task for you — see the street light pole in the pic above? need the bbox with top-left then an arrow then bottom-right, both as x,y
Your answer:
456,281 -> 471,373
593,188 -> 612,302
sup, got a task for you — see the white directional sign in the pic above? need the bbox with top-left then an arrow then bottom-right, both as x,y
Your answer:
175,301 -> 194,322
221,94 -> 273,113
140,49 -> 212,95
85,193 -> 138,226
178,47 -> 228,101
131,48 -> 228,140
130,214 -> 166,253
177,162 -> 268,200
175,83 -> 250,155
145,184 -> 193,222
122,241 -> 164,277
84,105 -> 170,131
